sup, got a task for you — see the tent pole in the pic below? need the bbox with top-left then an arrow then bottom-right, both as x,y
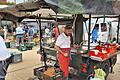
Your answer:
87,14 -> 94,75
55,13 -> 57,22
38,14 -> 47,69
88,14 -> 91,55
38,14 -> 42,52
117,15 -> 120,43
103,15 -> 105,23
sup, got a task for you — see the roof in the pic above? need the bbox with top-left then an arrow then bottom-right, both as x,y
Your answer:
1,0 -> 120,22
0,0 -> 51,21
45,0 -> 120,15
0,0 -> 41,17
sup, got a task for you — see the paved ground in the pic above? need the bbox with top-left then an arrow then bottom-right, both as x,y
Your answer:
107,53 -> 120,80
6,46 -> 43,80
5,46 -> 120,80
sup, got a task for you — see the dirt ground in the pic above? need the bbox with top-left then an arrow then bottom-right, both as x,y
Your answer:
6,46 -> 120,80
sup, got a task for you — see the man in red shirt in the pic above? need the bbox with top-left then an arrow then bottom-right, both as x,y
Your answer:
55,24 -> 77,80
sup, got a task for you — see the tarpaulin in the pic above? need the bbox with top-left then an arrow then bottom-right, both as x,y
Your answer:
45,0 -> 120,15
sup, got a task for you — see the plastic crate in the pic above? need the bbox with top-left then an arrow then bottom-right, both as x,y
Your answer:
10,52 -> 22,63
18,44 -> 27,51
34,66 -> 46,79
34,66 -> 64,80
5,42 -> 10,48
10,42 -> 16,48
25,42 -> 34,50
43,71 -> 64,80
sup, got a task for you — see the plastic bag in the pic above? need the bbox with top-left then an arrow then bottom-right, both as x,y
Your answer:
94,68 -> 106,80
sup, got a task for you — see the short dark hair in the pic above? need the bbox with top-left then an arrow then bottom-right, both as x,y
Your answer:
64,24 -> 72,29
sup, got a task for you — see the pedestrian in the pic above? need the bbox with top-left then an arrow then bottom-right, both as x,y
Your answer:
45,27 -> 50,37
92,25 -> 99,43
0,27 -> 4,39
16,24 -> 25,46
28,25 -> 34,42
23,25 -> 29,34
3,26 -> 7,40
0,35 -> 11,80
55,24 -> 77,80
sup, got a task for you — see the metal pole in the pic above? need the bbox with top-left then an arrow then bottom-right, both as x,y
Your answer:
103,15 -> 105,23
38,14 -> 42,52
55,13 -> 57,22
88,14 -> 91,55
38,14 -> 47,69
117,16 -> 120,43
87,14 -> 94,75
108,22 -> 112,42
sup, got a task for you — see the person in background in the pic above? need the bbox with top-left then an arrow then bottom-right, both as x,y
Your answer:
0,27 -> 4,39
7,25 -> 12,34
92,26 -> 99,43
45,27 -> 50,37
16,24 -> 25,46
28,25 -> 34,42
22,24 -> 29,43
53,26 -> 60,43
12,24 -> 17,41
3,26 -> 7,40
33,33 -> 39,45
0,35 -> 11,80
55,24 -> 77,80
23,24 -> 29,34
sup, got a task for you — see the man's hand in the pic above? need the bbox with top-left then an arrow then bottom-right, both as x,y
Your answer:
63,53 -> 69,57
73,44 -> 78,49
55,45 -> 69,57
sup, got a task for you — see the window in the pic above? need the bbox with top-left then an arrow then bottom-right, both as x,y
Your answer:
101,23 -> 107,32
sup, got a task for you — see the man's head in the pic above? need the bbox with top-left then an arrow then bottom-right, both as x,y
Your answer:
19,24 -> 23,27
64,24 -> 73,36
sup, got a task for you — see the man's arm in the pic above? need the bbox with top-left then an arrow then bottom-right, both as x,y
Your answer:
55,45 -> 68,57
55,45 -> 64,55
